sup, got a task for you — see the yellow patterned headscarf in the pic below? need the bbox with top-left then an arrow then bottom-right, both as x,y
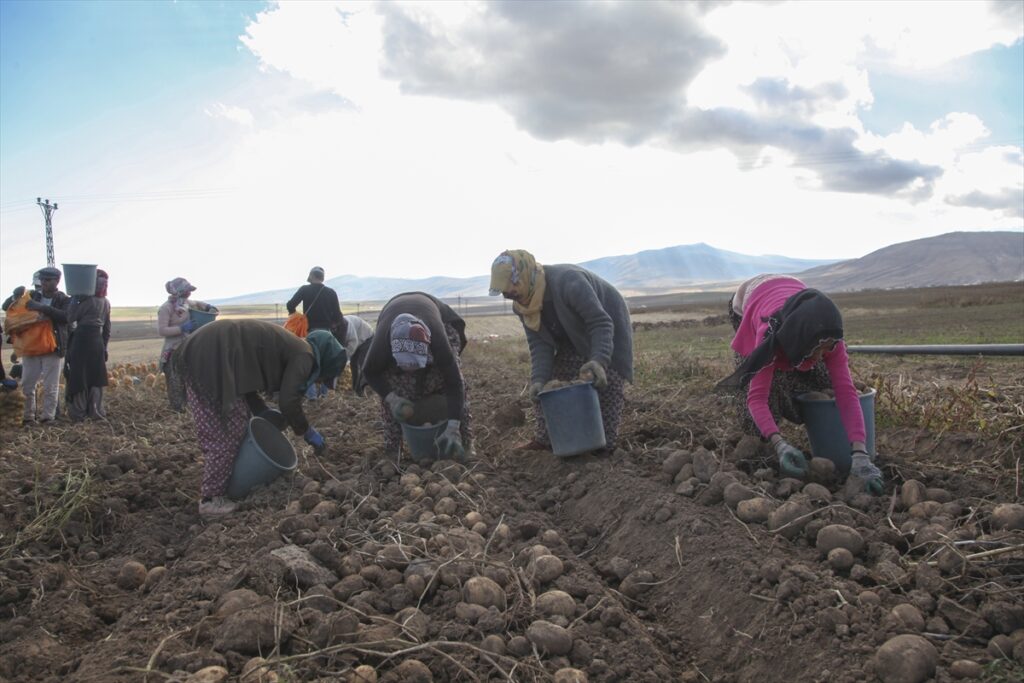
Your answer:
489,249 -> 546,331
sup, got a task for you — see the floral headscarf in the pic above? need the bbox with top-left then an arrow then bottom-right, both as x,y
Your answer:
489,250 -> 546,331
95,269 -> 109,298
165,277 -> 196,308
390,313 -> 432,371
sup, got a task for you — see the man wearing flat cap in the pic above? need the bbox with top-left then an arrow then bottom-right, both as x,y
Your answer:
11,267 -> 71,423
286,267 -> 347,398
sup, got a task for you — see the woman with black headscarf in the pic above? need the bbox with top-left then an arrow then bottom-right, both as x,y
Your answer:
717,275 -> 882,493
171,319 -> 346,516
65,269 -> 111,420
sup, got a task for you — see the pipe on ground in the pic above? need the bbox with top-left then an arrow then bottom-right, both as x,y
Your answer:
846,344 -> 1024,356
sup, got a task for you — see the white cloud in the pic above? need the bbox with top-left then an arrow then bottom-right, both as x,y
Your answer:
204,102 -> 255,127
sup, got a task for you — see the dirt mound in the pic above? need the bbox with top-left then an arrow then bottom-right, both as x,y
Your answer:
1,346 -> 1022,682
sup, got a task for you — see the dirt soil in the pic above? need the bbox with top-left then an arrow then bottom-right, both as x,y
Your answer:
1,338 -> 1023,683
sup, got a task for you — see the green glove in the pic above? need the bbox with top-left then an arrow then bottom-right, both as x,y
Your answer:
579,360 -> 608,389
529,381 -> 545,401
384,391 -> 414,423
851,451 -> 884,495
436,419 -> 466,461
774,438 -> 808,478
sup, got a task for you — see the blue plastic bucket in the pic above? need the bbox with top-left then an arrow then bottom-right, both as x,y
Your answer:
189,308 -> 218,330
538,382 -> 606,456
795,389 -> 876,477
398,394 -> 448,462
62,264 -> 97,297
401,422 -> 448,462
225,417 -> 298,499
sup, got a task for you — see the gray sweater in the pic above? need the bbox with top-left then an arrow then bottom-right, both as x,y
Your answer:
520,265 -> 633,384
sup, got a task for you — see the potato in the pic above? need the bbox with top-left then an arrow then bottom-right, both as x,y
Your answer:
900,480 -> 927,509
816,524 -> 865,556
349,666 -> 377,683
536,590 -> 576,618
992,503 -> 1024,531
553,669 -> 588,683
737,497 -> 774,524
526,620 -> 573,655
462,576 -> 506,609
117,560 -> 147,590
874,634 -> 937,683
531,554 -> 564,583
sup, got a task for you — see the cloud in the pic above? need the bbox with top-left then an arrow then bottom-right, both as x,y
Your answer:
379,0 -> 724,144
204,102 -> 254,127
375,1 -> 947,196
946,187 -> 1024,218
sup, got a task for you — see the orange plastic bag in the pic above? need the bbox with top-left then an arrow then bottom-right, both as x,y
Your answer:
283,312 -> 308,337
6,291 -> 57,356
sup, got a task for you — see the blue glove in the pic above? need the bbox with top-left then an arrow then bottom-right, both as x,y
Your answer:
1,379 -> 17,391
304,427 -> 326,454
179,319 -> 196,334
851,451 -> 884,495
435,419 -> 466,461
774,438 -> 808,478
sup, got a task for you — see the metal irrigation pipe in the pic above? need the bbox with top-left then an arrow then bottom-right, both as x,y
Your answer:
846,344 -> 1024,356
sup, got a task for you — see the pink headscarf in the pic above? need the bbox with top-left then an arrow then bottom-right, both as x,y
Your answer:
95,269 -> 109,298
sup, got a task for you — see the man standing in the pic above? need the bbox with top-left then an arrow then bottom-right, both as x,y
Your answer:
21,267 -> 70,423
286,267 -> 346,398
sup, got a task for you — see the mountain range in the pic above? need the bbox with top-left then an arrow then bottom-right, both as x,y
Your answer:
213,231 -> 1022,304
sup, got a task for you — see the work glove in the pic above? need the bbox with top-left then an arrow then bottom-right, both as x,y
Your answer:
1,379 -> 17,391
258,408 -> 288,431
774,438 -> 808,479
179,319 -> 196,334
384,391 -> 414,423
12,286 -> 25,300
25,299 -> 43,312
851,451 -> 884,495
304,426 -> 326,455
435,419 -> 466,461
579,360 -> 608,389
529,381 -> 545,401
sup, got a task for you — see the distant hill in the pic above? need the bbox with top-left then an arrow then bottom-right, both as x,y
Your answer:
213,243 -> 833,304
797,231 -> 1023,291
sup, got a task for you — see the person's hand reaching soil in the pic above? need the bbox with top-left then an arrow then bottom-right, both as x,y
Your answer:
773,437 -> 808,478
436,420 -> 465,461
851,451 -> 884,495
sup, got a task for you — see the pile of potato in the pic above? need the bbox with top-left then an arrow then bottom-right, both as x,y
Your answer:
0,388 -> 24,429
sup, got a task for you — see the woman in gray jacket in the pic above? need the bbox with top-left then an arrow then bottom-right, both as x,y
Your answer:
489,250 -> 633,453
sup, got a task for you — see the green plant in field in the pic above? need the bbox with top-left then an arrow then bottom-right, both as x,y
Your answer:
1,466 -> 95,558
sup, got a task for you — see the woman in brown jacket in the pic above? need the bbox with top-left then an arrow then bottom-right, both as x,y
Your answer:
172,319 -> 346,516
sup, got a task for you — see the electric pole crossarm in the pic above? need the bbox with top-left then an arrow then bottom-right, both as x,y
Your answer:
36,197 -> 58,267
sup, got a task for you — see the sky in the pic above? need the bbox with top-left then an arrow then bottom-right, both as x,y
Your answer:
1,0 -> 1022,306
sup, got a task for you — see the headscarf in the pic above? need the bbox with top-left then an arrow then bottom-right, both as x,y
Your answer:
489,249 -> 546,331
166,277 -> 196,307
717,288 -> 843,391
305,329 -> 347,390
390,313 -> 431,371
95,269 -> 109,298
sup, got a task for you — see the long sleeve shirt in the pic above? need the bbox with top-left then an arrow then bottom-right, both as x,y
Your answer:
521,265 -> 633,385
157,298 -> 216,360
362,292 -> 466,421
68,296 -> 111,346
731,276 -> 866,442
286,283 -> 344,335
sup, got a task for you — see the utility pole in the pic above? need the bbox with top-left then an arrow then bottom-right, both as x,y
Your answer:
36,198 -> 58,267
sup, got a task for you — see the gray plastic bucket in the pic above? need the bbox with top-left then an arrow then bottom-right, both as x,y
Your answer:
189,308 -> 218,329
225,417 -> 298,499
795,388 -> 876,477
62,264 -> 97,296
538,382 -> 606,456
400,394 -> 448,462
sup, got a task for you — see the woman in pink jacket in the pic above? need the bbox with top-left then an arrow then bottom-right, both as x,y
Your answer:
718,275 -> 883,494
